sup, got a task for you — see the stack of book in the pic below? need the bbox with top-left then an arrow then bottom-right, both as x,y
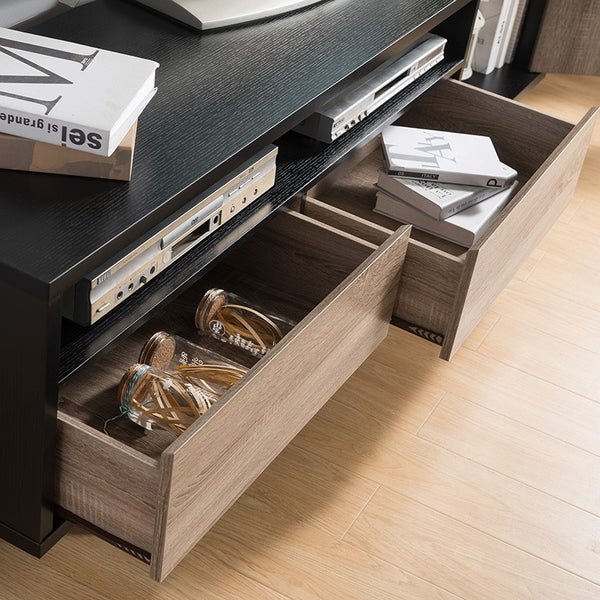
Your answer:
472,0 -> 530,75
0,26 -> 159,180
374,125 -> 518,247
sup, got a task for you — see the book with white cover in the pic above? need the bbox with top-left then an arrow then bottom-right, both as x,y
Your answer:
472,0 -> 512,75
496,0 -> 519,68
0,27 -> 158,156
374,181 -> 518,247
376,168 -> 514,220
381,125 -> 517,188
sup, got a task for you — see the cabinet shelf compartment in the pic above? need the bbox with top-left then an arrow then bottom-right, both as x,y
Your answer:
55,210 -> 410,581
58,57 -> 461,388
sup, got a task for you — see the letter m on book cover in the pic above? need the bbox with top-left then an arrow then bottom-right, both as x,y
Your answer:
0,36 -> 98,114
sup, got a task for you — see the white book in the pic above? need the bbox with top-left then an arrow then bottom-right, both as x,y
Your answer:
373,182 -> 518,247
381,125 -> 517,188
0,27 -> 158,156
472,0 -> 512,75
496,0 -> 519,68
376,169 -> 514,220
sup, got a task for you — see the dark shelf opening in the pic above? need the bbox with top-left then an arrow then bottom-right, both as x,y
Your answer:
58,57 -> 463,386
467,63 -> 543,99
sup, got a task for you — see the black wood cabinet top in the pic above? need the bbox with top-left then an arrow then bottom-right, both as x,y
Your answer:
0,0 -> 466,292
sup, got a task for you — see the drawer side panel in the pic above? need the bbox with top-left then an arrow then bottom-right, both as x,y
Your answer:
302,196 -> 394,245
398,79 -> 574,180
56,413 -> 160,552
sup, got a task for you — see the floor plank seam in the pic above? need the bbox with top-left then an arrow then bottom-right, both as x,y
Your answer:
412,431 -> 600,519
32,551 -> 116,600
461,312 -> 502,352
473,347 -> 600,405
520,249 -> 547,282
345,483 -> 600,592
520,273 -> 600,323
482,302 -> 600,357
430,385 -> 600,458
415,391 -> 447,436
337,534 -> 469,600
340,484 -> 381,541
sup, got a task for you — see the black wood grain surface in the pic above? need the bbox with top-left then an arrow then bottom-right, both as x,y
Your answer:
58,58 -> 462,384
0,0 -> 469,291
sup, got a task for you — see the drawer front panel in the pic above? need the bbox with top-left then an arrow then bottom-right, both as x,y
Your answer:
394,240 -> 464,337
150,218 -> 411,580
396,80 -> 598,358
442,104 -> 598,358
300,197 -> 464,338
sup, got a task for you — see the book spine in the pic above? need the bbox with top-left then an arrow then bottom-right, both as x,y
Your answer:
0,105 -> 111,156
496,0 -> 519,68
386,168 -> 513,189
473,0 -> 511,75
439,186 -> 501,219
376,179 -> 443,219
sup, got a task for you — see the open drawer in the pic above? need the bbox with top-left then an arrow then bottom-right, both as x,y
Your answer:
55,209 -> 410,581
306,79 -> 598,359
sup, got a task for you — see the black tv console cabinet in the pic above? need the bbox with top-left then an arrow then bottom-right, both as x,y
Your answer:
14,0 -> 587,580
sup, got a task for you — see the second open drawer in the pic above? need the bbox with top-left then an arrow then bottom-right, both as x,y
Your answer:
54,209 -> 410,581
306,79 -> 598,359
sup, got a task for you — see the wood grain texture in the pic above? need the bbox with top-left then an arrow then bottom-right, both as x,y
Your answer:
346,486 -> 600,600
441,100 -> 597,356
55,414 -> 160,552
477,316 -> 600,401
219,210 -> 378,310
394,240 -> 464,336
3,72 -> 599,599
150,218 -> 411,579
374,326 -> 600,457
329,358 -> 446,435
237,444 -> 380,539
40,526 -> 289,600
52,210 -> 408,579
192,495 -> 463,600
490,277 -> 600,354
398,80 -> 598,358
518,250 -> 600,312
538,218 -> 600,273
530,0 -> 600,75
302,196 -> 394,246
307,79 -> 597,358
307,138 -> 467,257
304,136 -> 466,338
1,0 -> 467,289
292,395 -> 600,584
419,393 -> 600,515
0,536 -> 113,600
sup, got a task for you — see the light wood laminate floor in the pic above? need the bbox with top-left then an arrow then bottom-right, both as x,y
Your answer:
1,73 -> 599,599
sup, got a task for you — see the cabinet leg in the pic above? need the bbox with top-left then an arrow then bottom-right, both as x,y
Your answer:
0,280 -> 63,551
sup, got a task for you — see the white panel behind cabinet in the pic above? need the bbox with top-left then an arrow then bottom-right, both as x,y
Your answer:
0,0 -> 59,27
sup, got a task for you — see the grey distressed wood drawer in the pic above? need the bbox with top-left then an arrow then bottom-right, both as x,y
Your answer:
307,79 -> 598,359
55,209 -> 410,580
